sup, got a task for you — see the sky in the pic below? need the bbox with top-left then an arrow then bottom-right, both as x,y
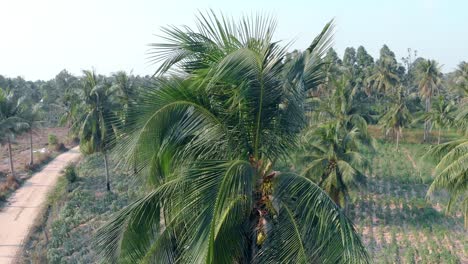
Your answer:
0,0 -> 467,81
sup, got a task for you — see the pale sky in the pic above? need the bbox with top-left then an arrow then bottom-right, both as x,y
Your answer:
0,0 -> 467,80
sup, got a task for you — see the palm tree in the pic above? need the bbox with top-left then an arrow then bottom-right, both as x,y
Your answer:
20,102 -> 44,166
311,75 -> 374,145
71,70 -> 119,191
96,12 -> 369,263
453,61 -> 468,99
111,71 -> 136,126
426,91 -> 467,228
419,96 -> 455,144
299,124 -> 370,210
415,59 -> 443,142
367,57 -> 399,94
378,86 -> 412,150
0,89 -> 29,178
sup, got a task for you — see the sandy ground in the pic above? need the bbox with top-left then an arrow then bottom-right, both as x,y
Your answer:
0,127 -> 70,178
0,147 -> 80,264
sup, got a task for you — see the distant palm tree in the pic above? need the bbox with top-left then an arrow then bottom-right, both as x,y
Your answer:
379,86 -> 412,150
415,59 -> 443,142
418,96 -> 455,144
111,71 -> 136,126
312,76 -> 374,145
0,89 -> 29,178
72,70 -> 119,191
299,124 -> 370,210
453,61 -> 468,98
20,102 -> 44,166
96,12 -> 369,263
367,57 -> 399,94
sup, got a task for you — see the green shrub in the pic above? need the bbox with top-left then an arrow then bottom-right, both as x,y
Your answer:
48,134 -> 58,146
63,163 -> 77,183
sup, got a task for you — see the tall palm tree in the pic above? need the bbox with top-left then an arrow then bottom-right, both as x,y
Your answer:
378,86 -> 412,150
72,70 -> 119,191
453,61 -> 468,99
96,12 -> 369,263
415,59 -> 443,142
20,102 -> 44,166
299,124 -> 370,210
0,89 -> 29,178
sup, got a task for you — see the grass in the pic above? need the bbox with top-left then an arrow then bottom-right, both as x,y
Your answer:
20,129 -> 467,263
20,153 -> 140,264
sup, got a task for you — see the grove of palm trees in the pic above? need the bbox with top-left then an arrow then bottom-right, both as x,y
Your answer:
1,9 -> 466,264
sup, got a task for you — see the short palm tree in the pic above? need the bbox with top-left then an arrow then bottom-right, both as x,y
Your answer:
72,70 -> 119,191
96,12 -> 369,263
379,86 -> 412,150
426,93 -> 467,228
0,89 -> 29,178
312,75 -> 374,145
418,96 -> 455,144
299,124 -> 370,210
415,59 -> 443,142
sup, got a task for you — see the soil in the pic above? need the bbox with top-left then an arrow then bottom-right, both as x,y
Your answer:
0,127 -> 71,179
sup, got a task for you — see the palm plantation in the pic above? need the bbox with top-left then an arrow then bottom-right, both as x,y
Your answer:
96,13 -> 369,263
0,6 -> 466,264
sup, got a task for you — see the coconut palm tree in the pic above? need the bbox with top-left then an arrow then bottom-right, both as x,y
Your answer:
367,56 -> 399,94
72,70 -> 120,191
111,71 -> 136,126
418,96 -> 455,144
426,92 -> 467,228
453,61 -> 468,98
426,137 -> 467,228
0,89 -> 29,178
299,124 -> 370,210
379,86 -> 412,150
96,12 -> 369,263
20,102 -> 44,166
415,59 -> 443,142
311,75 -> 374,145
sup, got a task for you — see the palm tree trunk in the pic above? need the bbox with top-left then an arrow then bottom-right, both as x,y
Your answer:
29,130 -> 34,166
437,128 -> 441,145
424,97 -> 431,142
7,137 -> 15,178
104,152 -> 111,191
396,130 -> 400,150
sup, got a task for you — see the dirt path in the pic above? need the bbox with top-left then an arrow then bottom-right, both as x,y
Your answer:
0,147 -> 80,264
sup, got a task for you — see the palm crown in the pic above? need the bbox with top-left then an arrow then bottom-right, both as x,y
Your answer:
96,12 -> 369,263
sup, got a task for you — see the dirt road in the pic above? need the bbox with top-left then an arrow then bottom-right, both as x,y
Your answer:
0,147 -> 80,264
